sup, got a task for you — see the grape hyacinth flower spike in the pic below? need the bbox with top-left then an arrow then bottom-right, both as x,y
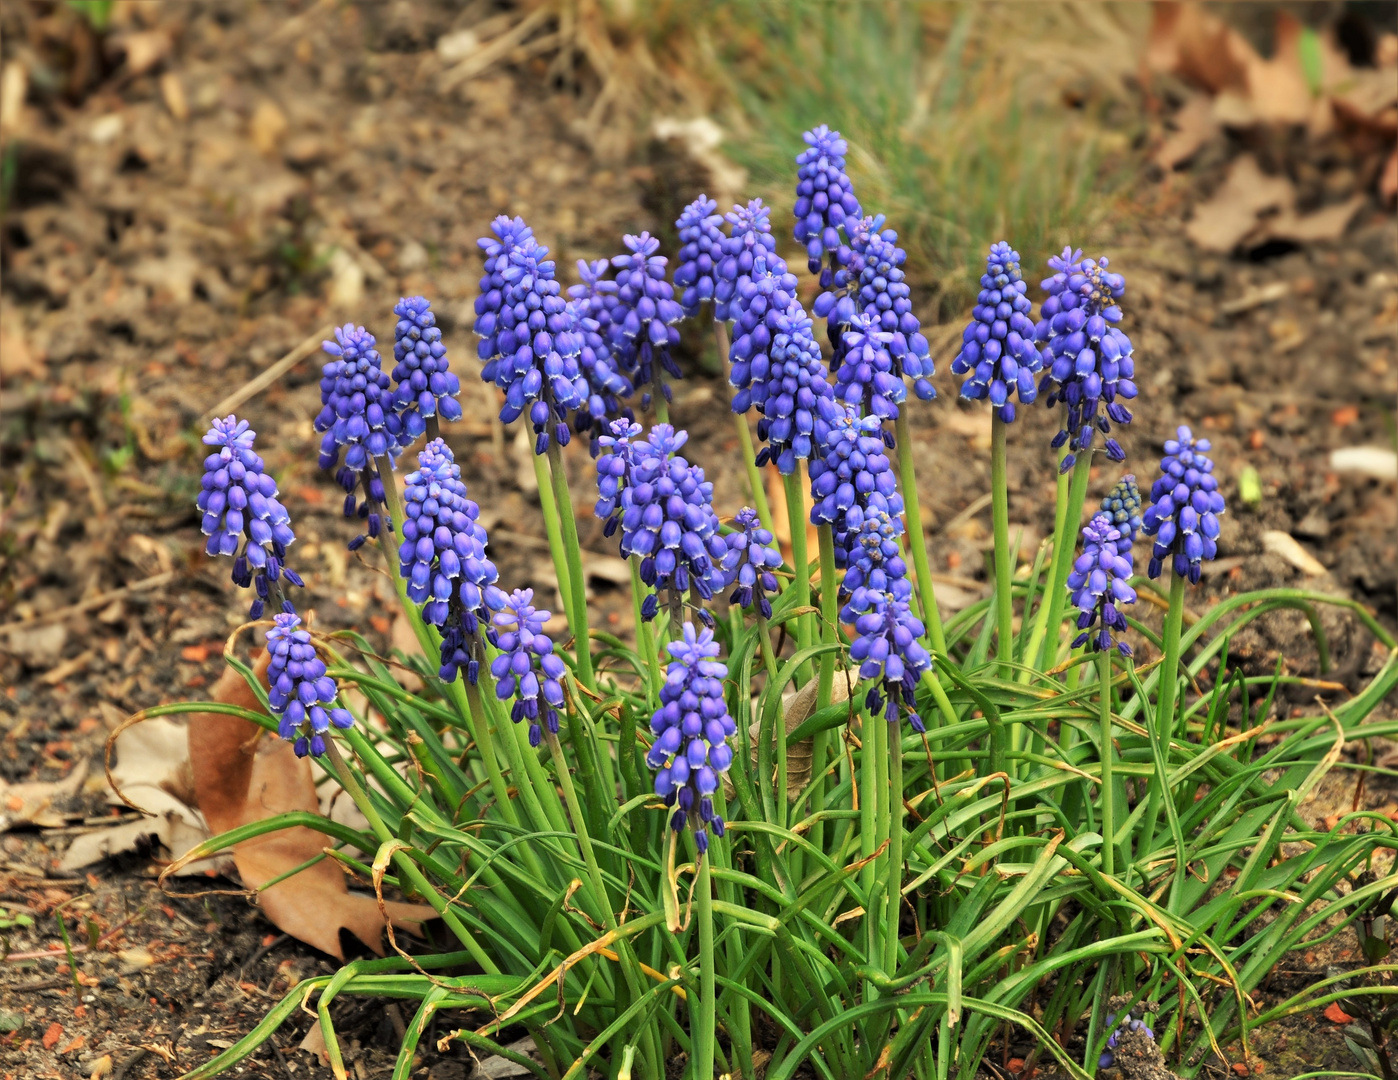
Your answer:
316,324 -> 403,549
1142,426 -> 1225,584
673,195 -> 724,318
489,589 -> 566,748
718,508 -> 783,618
198,415 -> 303,619
834,308 -> 905,423
1067,513 -> 1137,657
610,232 -> 685,411
567,259 -> 633,451
266,612 -> 353,758
1035,248 -> 1137,472
808,405 -> 904,561
391,296 -> 462,440
793,124 -> 861,276
951,241 -> 1041,422
647,623 -> 737,855
398,439 -> 506,684
857,228 -> 935,403
1100,474 -> 1143,555
847,588 -> 931,731
714,199 -> 780,324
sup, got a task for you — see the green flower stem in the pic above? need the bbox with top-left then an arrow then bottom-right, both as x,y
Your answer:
630,559 -> 663,703
652,370 -> 670,424
1029,452 -> 1094,671
1157,573 -> 1188,742
323,736 -> 497,973
781,471 -> 813,684
1097,648 -> 1116,881
894,409 -> 946,656
859,710 -> 882,996
531,454 -> 575,626
884,723 -> 904,980
714,319 -> 775,536
694,852 -> 717,1080
989,414 -> 1014,679
544,441 -> 595,692
812,525 -> 840,860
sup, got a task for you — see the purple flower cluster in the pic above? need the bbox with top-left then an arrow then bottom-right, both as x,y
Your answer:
398,439 -> 505,684
714,200 -> 780,323
391,296 -> 463,439
951,242 -> 1040,423
1143,426 -> 1225,584
475,221 -> 589,454
1035,248 -> 1137,472
673,195 -> 724,318
833,309 -> 905,422
594,422 -> 726,623
793,125 -> 861,275
647,623 -> 736,855
856,231 -> 934,402
317,324 -> 402,547
727,258 -> 835,473
610,232 -> 685,411
490,589 -> 566,748
1100,474 -> 1143,555
266,612 -> 353,759
718,508 -> 783,619
847,589 -> 930,731
567,259 -> 633,450
1068,514 -> 1137,657
809,407 -> 904,556
198,416 -> 303,619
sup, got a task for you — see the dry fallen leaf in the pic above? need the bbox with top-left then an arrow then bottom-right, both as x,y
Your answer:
1146,2 -> 1252,95
188,656 -> 431,959
0,760 -> 89,830
1330,446 -> 1398,481
1382,147 -> 1397,207
159,71 -> 188,121
249,99 -> 288,157
1264,194 -> 1367,245
110,30 -> 172,78
1154,94 -> 1217,171
1184,154 -> 1294,252
1262,531 -> 1328,577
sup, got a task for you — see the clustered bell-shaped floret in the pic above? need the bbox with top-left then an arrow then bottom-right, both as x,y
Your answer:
198,416 -> 303,619
398,439 -> 505,684
951,241 -> 1041,423
809,406 -> 904,560
793,125 -> 862,275
846,588 -> 931,732
857,231 -> 934,402
839,508 -> 911,614
612,425 -> 727,622
1142,426 -> 1225,584
489,589 -> 566,748
474,214 -> 534,353
1100,474 -> 1143,555
266,612 -> 353,758
567,260 -> 633,450
714,199 -> 780,323
610,232 -> 685,410
1068,513 -> 1137,657
673,195 -> 725,318
1035,248 -> 1138,472
647,623 -> 736,855
718,508 -> 783,619
391,296 -> 463,438
478,233 -> 590,455
728,258 -> 835,474
834,310 -> 905,422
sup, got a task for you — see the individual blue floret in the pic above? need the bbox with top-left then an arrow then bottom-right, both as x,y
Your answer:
1142,426 -> 1225,584
647,622 -> 737,855
951,241 -> 1041,423
266,611 -> 353,758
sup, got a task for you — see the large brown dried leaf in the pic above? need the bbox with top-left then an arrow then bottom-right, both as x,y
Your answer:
1184,154 -> 1294,252
1153,94 -> 1217,171
188,656 -> 431,959
1146,3 -> 1253,95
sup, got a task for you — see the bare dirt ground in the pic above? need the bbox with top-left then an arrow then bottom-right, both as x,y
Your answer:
1,2 -> 1395,1078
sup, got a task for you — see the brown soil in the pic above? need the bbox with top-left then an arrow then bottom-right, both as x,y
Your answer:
1,2 -> 1395,1079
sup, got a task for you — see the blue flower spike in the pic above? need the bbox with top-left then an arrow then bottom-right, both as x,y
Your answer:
316,323 -> 404,549
490,589 -> 567,748
673,195 -> 725,318
1143,426 -> 1226,584
647,622 -> 737,856
266,611 -> 353,759
392,296 -> 463,440
794,124 -> 861,275
714,199 -> 781,324
610,232 -> 685,412
719,508 -> 783,619
951,241 -> 1041,423
1068,513 -> 1137,658
1100,474 -> 1143,555
198,415 -> 303,619
567,259 -> 633,451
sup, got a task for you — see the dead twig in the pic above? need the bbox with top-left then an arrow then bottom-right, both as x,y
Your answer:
0,571 -> 177,630
201,324 -> 334,427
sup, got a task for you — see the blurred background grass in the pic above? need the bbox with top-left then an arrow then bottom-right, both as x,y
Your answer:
632,1 -> 1149,318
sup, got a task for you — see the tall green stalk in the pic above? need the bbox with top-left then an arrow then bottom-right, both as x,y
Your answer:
694,852 -> 716,1080
782,471 -> 813,677
989,415 -> 1014,679
543,442 -> 595,692
532,454 -> 575,623
894,409 -> 946,655
884,723 -> 904,979
1157,573 -> 1188,742
1097,648 -> 1116,880
715,319 -> 775,535
1029,453 -> 1093,670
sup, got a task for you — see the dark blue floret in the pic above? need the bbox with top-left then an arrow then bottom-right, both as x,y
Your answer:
391,296 -> 462,439
265,611 -> 353,759
718,508 -> 782,619
198,416 -> 302,619
951,241 -> 1040,423
1067,513 -> 1137,657
794,125 -> 861,275
714,199 -> 780,324
609,232 -> 685,412
1100,474 -> 1143,555
857,230 -> 934,403
489,589 -> 566,748
1142,426 -> 1225,584
647,622 -> 736,855
567,259 -> 634,452
673,195 -> 725,318
1035,248 -> 1138,472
